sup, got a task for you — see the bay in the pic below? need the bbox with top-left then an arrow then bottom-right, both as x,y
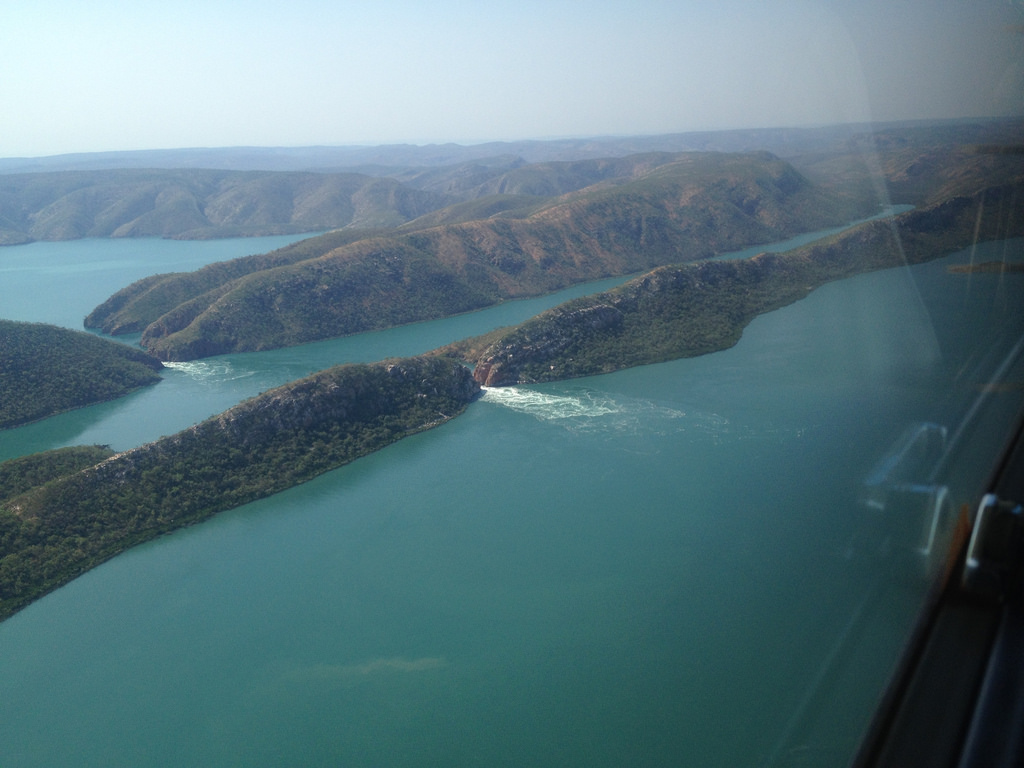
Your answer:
0,234 -> 319,331
0,228 -> 1022,767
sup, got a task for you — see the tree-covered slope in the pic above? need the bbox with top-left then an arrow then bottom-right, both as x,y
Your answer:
87,151 -> 870,360
0,356 -> 479,622
453,183 -> 1023,386
0,446 -> 115,503
83,228 -> 394,335
0,321 -> 164,428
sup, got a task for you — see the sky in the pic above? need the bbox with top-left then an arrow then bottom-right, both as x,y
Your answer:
1,0 -> 1022,158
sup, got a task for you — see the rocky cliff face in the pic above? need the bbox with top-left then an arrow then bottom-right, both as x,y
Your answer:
100,356 -> 480,476
473,304 -> 625,387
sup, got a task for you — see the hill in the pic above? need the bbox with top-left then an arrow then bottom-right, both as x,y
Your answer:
0,356 -> 478,622
0,168 -> 451,244
0,321 -> 164,429
85,151 -> 871,360
392,151 -> 688,201
790,119 -> 1024,208
446,183 -> 1024,386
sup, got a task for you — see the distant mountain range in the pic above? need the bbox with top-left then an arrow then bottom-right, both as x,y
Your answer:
0,123 -> 878,175
3,118 -> 1021,246
3,118 -> 1018,177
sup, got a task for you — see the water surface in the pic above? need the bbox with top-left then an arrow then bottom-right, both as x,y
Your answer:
1,227 -> 1022,767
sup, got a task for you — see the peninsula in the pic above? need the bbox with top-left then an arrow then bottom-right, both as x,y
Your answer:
445,183 -> 1024,386
0,356 -> 478,621
0,320 -> 164,429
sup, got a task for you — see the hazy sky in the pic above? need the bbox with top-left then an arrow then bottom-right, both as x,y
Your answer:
2,0 -> 1022,158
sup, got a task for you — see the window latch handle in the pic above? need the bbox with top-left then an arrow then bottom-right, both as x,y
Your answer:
962,493 -> 1024,601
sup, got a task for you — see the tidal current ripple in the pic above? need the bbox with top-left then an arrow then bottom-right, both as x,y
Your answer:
480,385 -> 732,440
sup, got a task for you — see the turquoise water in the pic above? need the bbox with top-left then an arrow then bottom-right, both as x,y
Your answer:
709,204 -> 915,261
0,234 -> 319,330
0,229 -> 1022,766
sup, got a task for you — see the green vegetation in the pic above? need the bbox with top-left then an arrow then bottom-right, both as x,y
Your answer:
136,240 -> 499,360
87,151 -> 872,360
454,183 -> 1024,385
0,446 -> 115,503
0,321 -> 164,429
0,356 -> 478,622
84,228 -> 394,334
